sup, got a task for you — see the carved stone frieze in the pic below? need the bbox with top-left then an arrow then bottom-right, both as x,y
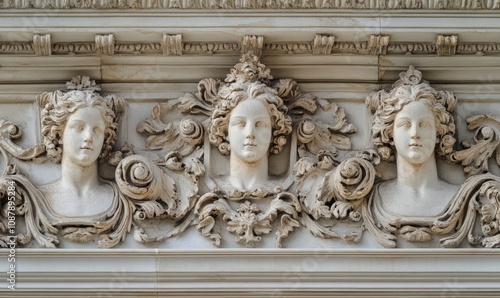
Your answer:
0,54 -> 499,250
264,42 -> 313,55
183,42 -> 241,55
2,0 -> 500,9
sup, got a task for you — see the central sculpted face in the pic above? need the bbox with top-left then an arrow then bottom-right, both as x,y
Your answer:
228,99 -> 272,164
393,100 -> 437,165
62,107 -> 106,167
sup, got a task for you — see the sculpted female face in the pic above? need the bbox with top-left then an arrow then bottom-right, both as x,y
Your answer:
62,107 -> 106,167
227,99 -> 272,164
393,100 -> 437,165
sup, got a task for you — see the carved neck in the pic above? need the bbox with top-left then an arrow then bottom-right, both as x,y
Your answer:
229,154 -> 268,190
61,156 -> 100,193
396,153 -> 439,191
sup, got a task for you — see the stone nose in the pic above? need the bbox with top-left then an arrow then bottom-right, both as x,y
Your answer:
83,128 -> 93,143
410,124 -> 420,139
245,124 -> 256,139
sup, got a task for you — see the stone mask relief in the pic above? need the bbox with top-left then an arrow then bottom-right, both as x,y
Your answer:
0,58 -> 499,249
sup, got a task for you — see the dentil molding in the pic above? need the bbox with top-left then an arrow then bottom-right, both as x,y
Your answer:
2,33 -> 500,57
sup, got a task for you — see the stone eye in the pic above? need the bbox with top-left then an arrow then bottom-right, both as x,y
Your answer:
256,121 -> 267,128
70,122 -> 84,131
420,121 -> 432,128
397,120 -> 411,129
233,120 -> 246,127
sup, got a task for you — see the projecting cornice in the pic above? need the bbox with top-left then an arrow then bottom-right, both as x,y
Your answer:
1,0 -> 500,9
1,33 -> 500,57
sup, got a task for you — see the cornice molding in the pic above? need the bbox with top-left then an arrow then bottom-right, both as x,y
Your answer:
2,34 -> 500,57
1,0 -> 500,9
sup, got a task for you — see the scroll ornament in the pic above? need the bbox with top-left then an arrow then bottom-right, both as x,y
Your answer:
433,115 -> 500,248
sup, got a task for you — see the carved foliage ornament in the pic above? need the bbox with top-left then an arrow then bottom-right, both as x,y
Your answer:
1,60 -> 500,249
137,53 -> 358,247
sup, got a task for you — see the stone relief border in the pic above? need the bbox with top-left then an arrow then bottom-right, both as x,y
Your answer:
1,0 -> 499,9
0,52 -> 500,249
2,34 -> 500,57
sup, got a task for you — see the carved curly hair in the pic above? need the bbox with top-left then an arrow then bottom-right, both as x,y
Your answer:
366,80 -> 457,161
209,81 -> 292,156
37,90 -> 121,164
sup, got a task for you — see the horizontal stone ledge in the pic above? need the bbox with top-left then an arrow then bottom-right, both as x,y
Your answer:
2,82 -> 500,102
4,249 -> 500,296
1,55 -> 500,84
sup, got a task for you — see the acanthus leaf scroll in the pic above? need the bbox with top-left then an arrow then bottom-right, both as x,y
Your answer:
432,115 -> 500,248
